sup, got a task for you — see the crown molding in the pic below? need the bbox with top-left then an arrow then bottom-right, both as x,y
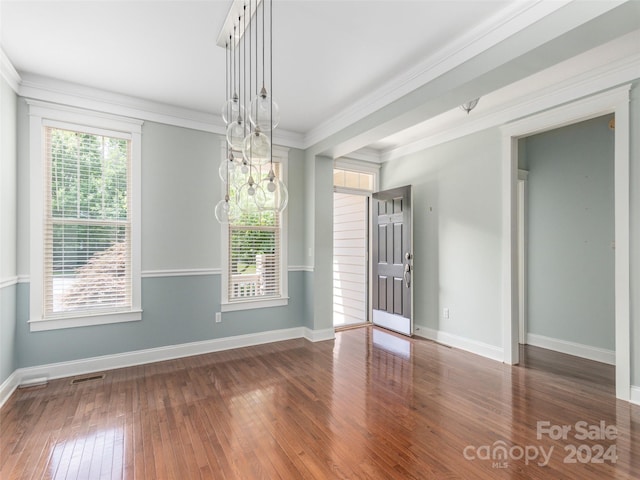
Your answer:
0,49 -> 21,93
19,72 -> 223,130
16,73 -> 305,149
381,53 -> 640,162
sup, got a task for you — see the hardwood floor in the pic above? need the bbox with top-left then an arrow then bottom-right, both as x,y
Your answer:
1,326 -> 638,479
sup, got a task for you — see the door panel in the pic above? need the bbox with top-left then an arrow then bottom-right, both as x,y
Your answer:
372,185 -> 412,336
393,223 -> 403,265
393,278 -> 404,315
378,225 -> 387,263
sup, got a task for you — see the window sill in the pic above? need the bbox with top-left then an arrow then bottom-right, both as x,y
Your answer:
221,297 -> 289,312
29,309 -> 143,332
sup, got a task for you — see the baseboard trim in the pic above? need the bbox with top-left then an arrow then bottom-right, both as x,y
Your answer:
0,326 -> 333,409
414,324 -> 503,363
526,333 -> 615,365
304,327 -> 335,342
0,371 -> 20,409
630,386 -> 640,406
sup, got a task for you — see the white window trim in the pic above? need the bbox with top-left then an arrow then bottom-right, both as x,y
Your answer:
220,141 -> 289,312
28,100 -> 143,331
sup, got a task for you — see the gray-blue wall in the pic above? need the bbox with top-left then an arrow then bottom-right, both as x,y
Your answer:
0,285 -> 16,383
12,107 -> 308,370
14,273 -> 305,368
523,115 -> 615,350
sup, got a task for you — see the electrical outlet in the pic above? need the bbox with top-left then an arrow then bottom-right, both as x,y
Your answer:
215,312 -> 222,323
443,307 -> 450,319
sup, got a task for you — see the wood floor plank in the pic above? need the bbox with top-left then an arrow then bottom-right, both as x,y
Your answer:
1,327 -> 638,479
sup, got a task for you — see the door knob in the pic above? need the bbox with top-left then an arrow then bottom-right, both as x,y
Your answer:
404,263 -> 411,288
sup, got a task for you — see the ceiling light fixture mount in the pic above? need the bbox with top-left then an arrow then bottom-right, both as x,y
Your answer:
460,98 -> 480,114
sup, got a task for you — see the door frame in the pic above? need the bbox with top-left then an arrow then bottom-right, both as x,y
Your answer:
517,170 -> 528,345
501,85 -> 631,401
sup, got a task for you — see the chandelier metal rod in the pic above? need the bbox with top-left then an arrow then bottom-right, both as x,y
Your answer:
269,0 -> 273,170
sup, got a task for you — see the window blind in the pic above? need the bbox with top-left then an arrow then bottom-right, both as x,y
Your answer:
227,163 -> 282,301
43,126 -> 132,316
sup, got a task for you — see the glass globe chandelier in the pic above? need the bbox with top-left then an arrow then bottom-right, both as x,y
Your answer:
215,0 -> 288,224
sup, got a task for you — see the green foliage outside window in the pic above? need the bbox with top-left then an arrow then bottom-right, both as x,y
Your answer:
49,128 -> 128,274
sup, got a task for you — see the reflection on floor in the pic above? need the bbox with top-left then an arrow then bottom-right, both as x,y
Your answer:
1,326 -> 637,479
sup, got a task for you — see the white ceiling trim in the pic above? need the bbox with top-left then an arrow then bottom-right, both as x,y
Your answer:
16,72 -> 306,150
1,48 -> 21,93
301,0 -> 582,149
381,53 -> 640,162
338,147 -> 381,164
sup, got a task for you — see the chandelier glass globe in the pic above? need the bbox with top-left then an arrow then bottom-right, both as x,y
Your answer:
221,96 -> 243,125
250,88 -> 280,131
214,197 -> 240,224
226,118 -> 245,150
257,171 -> 288,212
237,177 -> 266,212
235,161 -> 260,183
218,152 -> 241,183
242,129 -> 271,165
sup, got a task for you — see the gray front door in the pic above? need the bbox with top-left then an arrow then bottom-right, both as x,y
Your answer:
372,185 -> 413,336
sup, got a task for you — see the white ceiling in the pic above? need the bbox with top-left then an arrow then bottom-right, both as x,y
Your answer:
2,0 -> 639,158
0,0 -> 516,129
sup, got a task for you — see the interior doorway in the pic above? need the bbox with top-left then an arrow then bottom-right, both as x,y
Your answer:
517,115 -> 615,365
502,85 -> 630,401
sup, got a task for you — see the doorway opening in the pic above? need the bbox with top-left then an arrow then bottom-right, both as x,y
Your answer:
333,192 -> 368,328
502,85 -> 630,401
516,115 -> 615,384
332,165 -> 378,328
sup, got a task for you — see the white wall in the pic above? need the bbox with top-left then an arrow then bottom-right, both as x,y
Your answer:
1,76 -> 17,282
629,81 -> 640,386
381,128 -> 503,349
141,122 -> 221,272
0,75 -> 18,385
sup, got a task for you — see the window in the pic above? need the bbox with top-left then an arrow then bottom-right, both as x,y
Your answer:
333,167 -> 375,192
221,145 -> 288,311
29,102 -> 142,331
